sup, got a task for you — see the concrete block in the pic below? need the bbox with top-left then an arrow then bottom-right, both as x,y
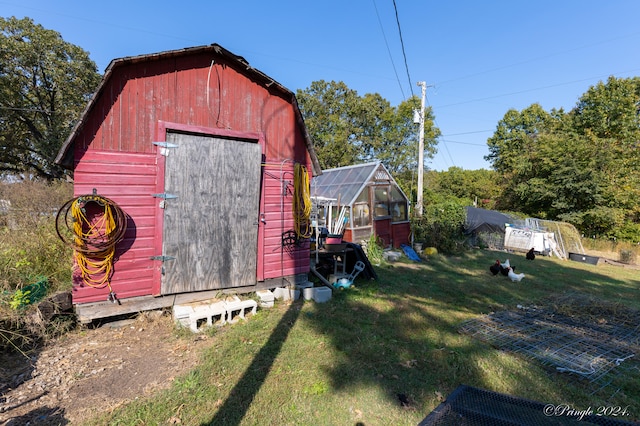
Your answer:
383,251 -> 402,262
313,286 -> 332,303
296,281 -> 313,298
273,287 -> 300,301
302,286 -> 315,301
208,301 -> 228,326
224,296 -> 258,324
172,304 -> 194,329
173,300 -> 227,332
256,290 -> 274,308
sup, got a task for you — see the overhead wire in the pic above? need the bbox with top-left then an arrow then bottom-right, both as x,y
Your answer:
382,0 -> 450,171
372,0 -> 405,99
425,90 -> 457,169
392,0 -> 414,97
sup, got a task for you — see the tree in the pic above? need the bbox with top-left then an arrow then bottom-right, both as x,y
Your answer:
485,77 -> 640,240
296,81 -> 361,169
0,17 -> 101,179
296,80 -> 439,177
572,76 -> 640,140
570,76 -> 640,238
427,167 -> 501,209
485,103 -> 563,178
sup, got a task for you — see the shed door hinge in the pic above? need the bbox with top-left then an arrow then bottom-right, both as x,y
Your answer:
152,193 -> 178,199
152,193 -> 177,209
153,141 -> 179,156
150,255 -> 176,261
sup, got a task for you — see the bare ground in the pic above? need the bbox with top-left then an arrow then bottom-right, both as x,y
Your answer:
0,310 -> 210,425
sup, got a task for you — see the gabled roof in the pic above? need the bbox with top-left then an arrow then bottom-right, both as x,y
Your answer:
55,43 -> 321,175
311,162 -> 407,206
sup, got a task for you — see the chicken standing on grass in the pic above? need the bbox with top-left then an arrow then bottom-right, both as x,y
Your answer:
526,248 -> 536,260
490,260 -> 501,275
507,267 -> 525,282
500,259 -> 514,276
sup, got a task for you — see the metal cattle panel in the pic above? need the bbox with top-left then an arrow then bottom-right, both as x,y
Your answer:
161,132 -> 262,294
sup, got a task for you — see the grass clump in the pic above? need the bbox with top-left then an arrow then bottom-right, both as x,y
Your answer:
364,232 -> 384,265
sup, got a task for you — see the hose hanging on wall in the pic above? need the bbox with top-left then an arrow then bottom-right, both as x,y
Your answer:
55,193 -> 127,302
293,163 -> 312,239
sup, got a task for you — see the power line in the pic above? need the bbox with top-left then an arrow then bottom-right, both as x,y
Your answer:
433,31 -> 640,88
442,130 -> 494,137
421,83 -> 456,169
392,0 -> 414,98
371,0 -> 405,99
0,106 -> 51,113
434,68 -> 640,109
439,138 -> 488,147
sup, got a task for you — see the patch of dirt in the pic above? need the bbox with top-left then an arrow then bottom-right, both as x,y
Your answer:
0,310 -> 211,425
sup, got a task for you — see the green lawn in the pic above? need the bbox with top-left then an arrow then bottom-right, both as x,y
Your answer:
93,250 -> 640,425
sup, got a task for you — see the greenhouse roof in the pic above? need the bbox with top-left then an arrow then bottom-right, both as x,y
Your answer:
311,162 -> 387,206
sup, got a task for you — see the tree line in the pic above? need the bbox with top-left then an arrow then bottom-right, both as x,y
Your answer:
296,76 -> 640,242
2,16 -> 639,242
485,76 -> 640,241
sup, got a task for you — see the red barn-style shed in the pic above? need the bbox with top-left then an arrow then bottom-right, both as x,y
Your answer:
55,44 -> 320,321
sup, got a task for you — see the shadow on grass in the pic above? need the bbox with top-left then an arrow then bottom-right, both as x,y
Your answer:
302,250 -> 640,420
163,250 -> 640,424
203,300 -> 303,426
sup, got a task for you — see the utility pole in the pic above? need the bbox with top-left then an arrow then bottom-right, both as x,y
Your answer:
416,81 -> 427,217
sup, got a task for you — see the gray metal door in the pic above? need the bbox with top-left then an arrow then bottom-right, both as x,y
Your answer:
161,132 -> 262,295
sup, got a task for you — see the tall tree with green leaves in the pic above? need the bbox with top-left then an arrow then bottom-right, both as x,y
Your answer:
296,80 -> 439,178
569,76 -> 640,238
0,17 -> 101,179
296,80 -> 361,169
485,77 -> 640,240
427,167 -> 501,209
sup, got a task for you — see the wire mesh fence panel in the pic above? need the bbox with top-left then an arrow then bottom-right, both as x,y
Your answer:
460,308 -> 640,384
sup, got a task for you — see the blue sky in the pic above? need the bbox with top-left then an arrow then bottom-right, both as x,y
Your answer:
2,1 -> 639,171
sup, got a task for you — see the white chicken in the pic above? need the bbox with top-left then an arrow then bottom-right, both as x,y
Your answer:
499,259 -> 513,277
507,267 -> 525,282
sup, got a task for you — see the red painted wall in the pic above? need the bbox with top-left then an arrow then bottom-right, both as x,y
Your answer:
72,150 -> 159,303
259,162 -> 310,281
391,222 -> 411,248
71,50 -> 311,303
373,218 -> 392,248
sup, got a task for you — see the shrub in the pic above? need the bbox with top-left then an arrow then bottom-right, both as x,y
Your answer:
411,200 -> 467,254
0,179 -> 73,295
0,180 -> 74,352
364,232 -> 383,265
619,249 -> 636,265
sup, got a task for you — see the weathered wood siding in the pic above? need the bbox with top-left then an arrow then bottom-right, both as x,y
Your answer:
71,49 -> 312,303
161,132 -> 262,294
72,53 -> 307,161
72,150 -> 159,303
